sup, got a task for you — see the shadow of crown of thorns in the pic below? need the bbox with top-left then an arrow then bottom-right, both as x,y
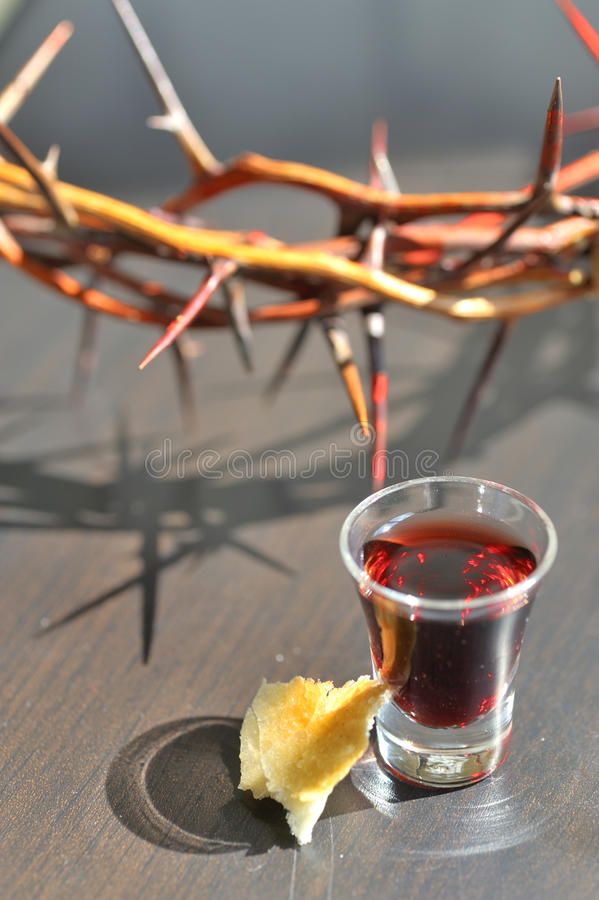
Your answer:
1,0 -> 598,484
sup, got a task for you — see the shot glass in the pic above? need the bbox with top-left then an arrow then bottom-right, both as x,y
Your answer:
340,476 -> 557,788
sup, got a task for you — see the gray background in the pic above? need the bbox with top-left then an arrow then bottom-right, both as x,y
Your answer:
0,0 -> 597,194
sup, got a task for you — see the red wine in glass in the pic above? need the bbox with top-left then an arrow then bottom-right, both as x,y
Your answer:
361,514 -> 537,728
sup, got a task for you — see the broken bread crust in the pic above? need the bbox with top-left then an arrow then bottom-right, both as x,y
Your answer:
239,675 -> 387,845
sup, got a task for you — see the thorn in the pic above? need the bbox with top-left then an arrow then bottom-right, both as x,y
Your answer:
362,307 -> 388,492
321,314 -> 369,435
265,320 -> 310,398
0,122 -> 77,228
363,223 -> 387,270
536,77 -> 563,192
450,77 -> 562,280
446,321 -> 513,461
111,0 -> 219,178
42,143 -> 60,178
223,279 -> 253,372
146,113 -> 175,132
0,21 -> 73,125
362,130 -> 392,488
362,307 -> 385,374
138,259 -> 236,369
450,192 -> 546,278
556,0 -> 599,65
170,336 -> 197,431
370,119 -> 400,193
370,369 -> 388,492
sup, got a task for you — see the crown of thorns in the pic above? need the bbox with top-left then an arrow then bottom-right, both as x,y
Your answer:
1,0 -> 598,484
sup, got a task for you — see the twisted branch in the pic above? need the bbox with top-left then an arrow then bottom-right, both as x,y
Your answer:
0,0 -> 597,449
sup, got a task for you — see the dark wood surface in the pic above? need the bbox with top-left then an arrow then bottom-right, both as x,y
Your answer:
1,161 -> 598,899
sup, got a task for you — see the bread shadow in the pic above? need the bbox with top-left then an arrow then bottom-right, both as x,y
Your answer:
106,716 -> 374,856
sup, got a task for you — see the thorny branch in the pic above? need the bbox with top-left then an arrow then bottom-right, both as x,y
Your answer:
1,0 -> 599,478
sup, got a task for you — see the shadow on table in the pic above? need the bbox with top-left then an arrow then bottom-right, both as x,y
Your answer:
105,716 -> 410,855
2,411 -> 365,663
106,716 -> 597,861
2,299 -> 596,664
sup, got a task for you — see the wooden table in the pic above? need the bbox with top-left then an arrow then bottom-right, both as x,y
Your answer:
1,163 -> 598,898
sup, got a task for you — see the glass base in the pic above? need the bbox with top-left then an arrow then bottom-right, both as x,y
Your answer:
375,694 -> 514,788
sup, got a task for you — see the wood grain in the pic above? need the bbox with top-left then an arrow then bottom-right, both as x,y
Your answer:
0,167 -> 597,899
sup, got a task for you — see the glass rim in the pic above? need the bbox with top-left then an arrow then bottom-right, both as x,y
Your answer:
339,475 -> 558,613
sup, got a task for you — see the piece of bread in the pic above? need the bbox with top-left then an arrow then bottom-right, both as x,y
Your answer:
239,675 -> 387,844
